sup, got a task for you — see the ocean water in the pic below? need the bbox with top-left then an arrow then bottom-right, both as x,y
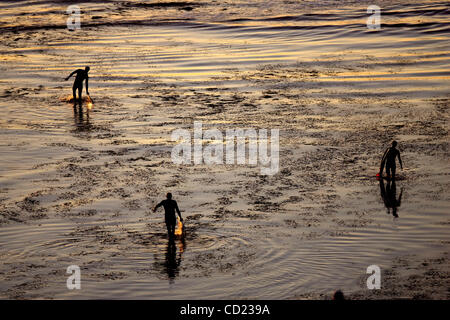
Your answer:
0,0 -> 449,299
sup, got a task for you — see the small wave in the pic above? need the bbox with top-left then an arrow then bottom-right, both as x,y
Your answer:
122,1 -> 205,9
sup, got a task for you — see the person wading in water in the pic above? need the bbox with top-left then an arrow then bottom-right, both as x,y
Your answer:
65,66 -> 90,105
379,140 -> 403,179
153,193 -> 183,239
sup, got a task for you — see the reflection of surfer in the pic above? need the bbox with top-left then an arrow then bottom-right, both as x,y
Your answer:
73,104 -> 91,132
164,237 -> 185,282
152,237 -> 185,283
379,141 -> 403,179
379,178 -> 402,218
65,66 -> 90,105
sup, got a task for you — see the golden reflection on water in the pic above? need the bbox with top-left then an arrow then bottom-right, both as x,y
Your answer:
174,220 -> 183,237
322,75 -> 450,81
87,96 -> 93,110
73,104 -> 92,133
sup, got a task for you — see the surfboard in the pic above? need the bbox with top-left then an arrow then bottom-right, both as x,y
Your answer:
86,95 -> 94,103
174,218 -> 185,239
378,156 -> 386,176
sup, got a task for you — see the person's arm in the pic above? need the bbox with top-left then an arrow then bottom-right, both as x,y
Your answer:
152,201 -> 163,212
85,76 -> 89,95
397,150 -> 403,169
65,70 -> 77,81
175,201 -> 183,221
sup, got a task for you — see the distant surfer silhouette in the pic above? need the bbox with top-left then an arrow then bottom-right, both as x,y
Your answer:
65,66 -> 90,105
379,141 -> 403,179
379,178 -> 402,218
153,193 -> 183,239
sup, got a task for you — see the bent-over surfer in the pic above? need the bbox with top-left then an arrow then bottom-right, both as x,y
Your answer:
65,66 -> 90,105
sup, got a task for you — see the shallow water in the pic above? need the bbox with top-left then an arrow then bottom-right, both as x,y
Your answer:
0,0 -> 449,299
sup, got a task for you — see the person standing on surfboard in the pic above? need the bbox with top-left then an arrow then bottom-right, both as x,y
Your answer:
65,66 -> 90,105
153,193 -> 183,239
379,141 -> 403,179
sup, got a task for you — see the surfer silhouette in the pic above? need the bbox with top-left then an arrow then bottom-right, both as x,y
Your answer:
379,141 -> 403,179
65,66 -> 90,105
153,193 -> 183,238
379,178 -> 402,218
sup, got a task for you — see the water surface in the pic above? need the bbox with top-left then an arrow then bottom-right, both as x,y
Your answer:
0,0 -> 449,299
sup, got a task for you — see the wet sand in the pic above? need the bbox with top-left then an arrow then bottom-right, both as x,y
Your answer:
0,0 -> 449,299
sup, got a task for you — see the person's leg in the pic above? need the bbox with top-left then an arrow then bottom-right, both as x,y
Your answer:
385,163 -> 391,177
166,223 -> 172,238
77,85 -> 82,103
72,85 -> 77,103
166,220 -> 175,238
391,165 -> 396,179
